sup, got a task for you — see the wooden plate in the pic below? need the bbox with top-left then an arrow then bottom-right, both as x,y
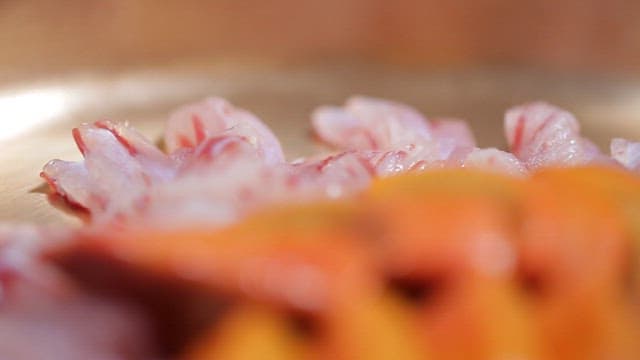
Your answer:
2,62 -> 639,225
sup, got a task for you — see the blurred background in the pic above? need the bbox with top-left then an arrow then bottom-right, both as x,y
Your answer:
1,0 -> 640,78
2,0 -> 640,222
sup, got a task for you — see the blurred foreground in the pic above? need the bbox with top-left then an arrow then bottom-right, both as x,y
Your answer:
50,168 -> 640,359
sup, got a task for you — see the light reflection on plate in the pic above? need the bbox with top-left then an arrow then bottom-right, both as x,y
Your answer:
0,87 -> 71,141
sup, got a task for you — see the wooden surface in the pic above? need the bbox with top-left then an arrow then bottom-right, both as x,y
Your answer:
1,0 -> 640,80
1,62 -> 640,225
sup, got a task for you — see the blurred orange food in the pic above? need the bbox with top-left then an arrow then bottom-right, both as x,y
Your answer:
53,167 -> 640,359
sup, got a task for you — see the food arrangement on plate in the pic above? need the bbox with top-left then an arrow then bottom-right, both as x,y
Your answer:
3,95 -> 640,359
